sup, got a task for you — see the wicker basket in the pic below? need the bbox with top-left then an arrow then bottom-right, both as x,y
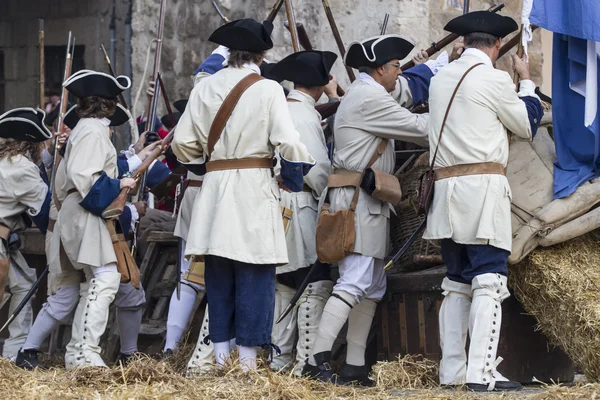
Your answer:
389,152 -> 443,272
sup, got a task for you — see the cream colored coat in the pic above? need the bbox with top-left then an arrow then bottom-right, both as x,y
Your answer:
0,155 -> 48,233
173,171 -> 203,242
322,75 -> 429,260
277,90 -> 331,274
172,66 -> 315,265
423,49 -> 538,252
50,118 -> 118,271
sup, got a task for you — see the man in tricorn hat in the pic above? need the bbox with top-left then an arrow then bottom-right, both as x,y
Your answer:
0,108 -> 52,362
423,11 -> 543,392
267,50 -> 339,375
172,18 -> 315,371
47,69 -> 146,368
307,34 -> 436,385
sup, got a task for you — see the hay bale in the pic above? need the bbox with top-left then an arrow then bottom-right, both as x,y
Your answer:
510,232 -> 600,381
371,355 -> 438,389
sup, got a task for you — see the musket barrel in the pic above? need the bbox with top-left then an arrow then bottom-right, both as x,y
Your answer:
38,20 -> 44,109
320,0 -> 355,82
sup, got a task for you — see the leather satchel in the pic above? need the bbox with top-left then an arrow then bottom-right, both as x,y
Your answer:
417,63 -> 484,216
361,167 -> 402,205
316,139 -> 388,263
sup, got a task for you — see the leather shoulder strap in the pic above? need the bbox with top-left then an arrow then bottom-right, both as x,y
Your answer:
429,63 -> 484,169
207,73 -> 264,160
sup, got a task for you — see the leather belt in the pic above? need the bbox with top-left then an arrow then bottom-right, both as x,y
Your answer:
327,168 -> 361,188
205,158 -> 274,173
48,219 -> 56,233
0,225 -> 9,241
67,188 -> 78,196
187,180 -> 203,188
435,162 -> 506,181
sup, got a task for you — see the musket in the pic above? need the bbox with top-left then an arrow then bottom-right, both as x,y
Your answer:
157,72 -> 176,128
284,21 -> 346,97
102,130 -> 174,219
212,1 -> 230,23
38,20 -> 44,109
401,3 -> 505,71
380,13 -> 389,36
276,261 -> 329,324
138,0 -> 168,203
0,266 -> 49,334
315,101 -> 340,119
498,25 -> 539,60
320,0 -> 355,82
100,44 -> 139,145
49,32 -> 73,196
266,0 -> 285,23
284,0 -> 300,52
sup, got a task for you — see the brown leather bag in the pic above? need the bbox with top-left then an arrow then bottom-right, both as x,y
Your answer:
363,167 -> 403,205
417,63 -> 484,216
106,219 -> 141,289
316,139 -> 389,263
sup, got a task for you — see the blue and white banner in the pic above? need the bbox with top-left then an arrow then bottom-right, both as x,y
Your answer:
528,0 -> 600,198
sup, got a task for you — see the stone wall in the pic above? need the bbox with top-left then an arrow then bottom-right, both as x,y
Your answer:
131,0 -> 544,118
0,0 -> 131,112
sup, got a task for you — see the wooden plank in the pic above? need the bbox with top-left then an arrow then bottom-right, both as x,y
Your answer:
387,266 -> 446,293
379,301 -> 390,360
139,242 -> 158,278
147,230 -> 178,244
399,294 -> 408,355
417,294 -> 426,355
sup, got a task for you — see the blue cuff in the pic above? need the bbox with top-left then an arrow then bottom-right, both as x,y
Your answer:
79,172 -> 121,216
280,157 -> 314,192
403,64 -> 434,106
117,154 -> 129,178
147,161 -> 172,188
520,96 -> 544,138
193,54 -> 226,76
31,190 -> 51,235
118,206 -> 132,237
326,142 -> 334,161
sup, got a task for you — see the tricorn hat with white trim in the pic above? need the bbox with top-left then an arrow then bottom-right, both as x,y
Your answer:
63,69 -> 131,99
271,51 -> 338,87
63,103 -> 130,130
444,11 -> 518,38
345,34 -> 415,69
209,18 -> 274,52
0,107 -> 53,142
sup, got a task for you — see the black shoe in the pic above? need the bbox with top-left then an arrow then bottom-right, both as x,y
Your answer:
338,364 -> 374,387
115,352 -> 135,367
313,351 -> 339,384
467,380 -> 522,392
301,360 -> 321,378
162,349 -> 174,358
16,348 -> 47,370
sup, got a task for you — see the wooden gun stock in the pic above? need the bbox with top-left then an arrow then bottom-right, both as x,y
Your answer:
267,0 -> 284,23
401,3 -> 505,71
285,21 -> 346,97
315,101 -> 340,120
498,25 -> 539,60
102,130 -> 175,219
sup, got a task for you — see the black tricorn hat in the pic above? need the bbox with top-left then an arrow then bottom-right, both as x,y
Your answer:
260,61 -> 284,83
345,34 -> 415,69
173,99 -> 188,114
45,101 -> 75,127
161,112 -> 181,130
444,11 -> 518,38
0,107 -> 53,142
209,18 -> 274,52
63,69 -> 131,99
271,51 -> 338,87
63,103 -> 130,130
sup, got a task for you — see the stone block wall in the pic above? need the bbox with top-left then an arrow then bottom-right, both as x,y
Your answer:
131,0 -> 544,119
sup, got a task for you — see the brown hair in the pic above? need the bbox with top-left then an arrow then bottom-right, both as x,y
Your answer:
76,96 -> 118,119
0,138 -> 44,165
228,50 -> 266,68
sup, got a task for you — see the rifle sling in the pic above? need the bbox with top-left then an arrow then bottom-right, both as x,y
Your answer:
206,73 -> 264,162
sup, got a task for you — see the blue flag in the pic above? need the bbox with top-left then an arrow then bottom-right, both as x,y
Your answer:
530,0 -> 600,198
